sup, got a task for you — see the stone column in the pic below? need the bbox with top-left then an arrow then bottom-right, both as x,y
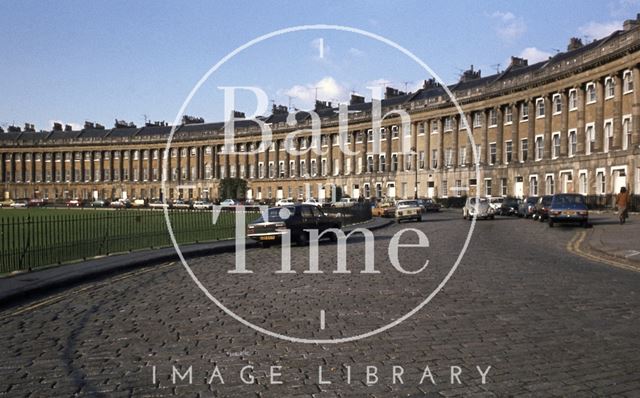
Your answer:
633,65 -> 640,146
560,89 -> 569,157
496,106 -> 504,165
0,153 -> 5,183
306,137 -> 313,176
543,95 -> 552,159
465,113 -> 474,166
612,71 -> 623,150
576,85 -> 586,155
385,127 -> 392,172
327,135 -> 334,176
436,118 -> 444,169
294,138 -> 301,178
425,121 -> 431,169
274,139 -> 280,178
511,103 -> 520,162
284,140 -> 291,178
452,116 -> 459,167
481,111 -> 488,164
595,77 -> 605,152
527,99 -> 535,161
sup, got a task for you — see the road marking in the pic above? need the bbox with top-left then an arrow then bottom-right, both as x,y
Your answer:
0,262 -> 176,322
566,231 -> 640,273
320,309 -> 325,330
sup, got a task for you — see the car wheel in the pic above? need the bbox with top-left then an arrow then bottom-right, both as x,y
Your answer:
582,221 -> 589,228
416,216 -> 422,222
539,215 -> 544,222
549,220 -> 554,228
490,215 -> 495,220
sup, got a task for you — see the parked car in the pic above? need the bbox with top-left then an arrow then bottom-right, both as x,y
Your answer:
10,199 -> 28,208
417,198 -> 441,212
131,199 -> 146,208
488,197 -> 504,213
303,197 -> 323,207
372,202 -> 396,217
110,199 -> 131,208
333,197 -> 356,207
66,198 -> 82,207
518,196 -> 539,218
395,200 -> 423,223
91,199 -> 110,208
499,198 -> 521,216
463,197 -> 495,220
275,198 -> 295,207
548,193 -> 589,228
220,199 -> 237,207
192,200 -> 213,210
28,198 -> 47,207
533,195 -> 554,222
149,199 -> 171,209
246,204 -> 342,246
172,199 -> 192,209
0,199 -> 14,208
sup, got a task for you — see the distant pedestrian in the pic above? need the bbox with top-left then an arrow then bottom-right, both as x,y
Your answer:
616,187 -> 630,224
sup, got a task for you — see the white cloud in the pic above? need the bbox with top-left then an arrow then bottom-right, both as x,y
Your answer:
578,20 -> 622,40
518,47 -> 552,64
281,76 -> 349,109
490,11 -> 526,42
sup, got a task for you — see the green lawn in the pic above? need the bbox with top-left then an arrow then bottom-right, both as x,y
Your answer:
0,207 -> 260,273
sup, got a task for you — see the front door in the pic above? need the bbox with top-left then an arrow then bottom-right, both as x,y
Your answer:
613,169 -> 627,194
514,177 -> 524,198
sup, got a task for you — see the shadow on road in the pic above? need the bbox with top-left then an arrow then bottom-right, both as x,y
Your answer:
62,304 -> 106,397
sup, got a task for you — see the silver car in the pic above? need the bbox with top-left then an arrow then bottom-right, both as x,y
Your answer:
463,197 -> 495,220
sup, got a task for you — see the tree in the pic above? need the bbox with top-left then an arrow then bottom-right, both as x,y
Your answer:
218,178 -> 247,200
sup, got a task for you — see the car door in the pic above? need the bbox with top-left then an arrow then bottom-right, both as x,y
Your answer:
313,205 -> 334,231
300,205 -> 317,233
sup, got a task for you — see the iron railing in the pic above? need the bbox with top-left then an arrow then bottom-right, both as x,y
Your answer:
0,209 -> 258,274
0,205 -> 372,274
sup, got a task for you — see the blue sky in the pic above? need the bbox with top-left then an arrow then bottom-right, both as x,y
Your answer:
0,0 -> 636,130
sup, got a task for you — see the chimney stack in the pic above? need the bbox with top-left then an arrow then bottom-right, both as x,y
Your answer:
623,14 -> 640,31
349,94 -> 365,105
510,56 -> 528,68
567,37 -> 583,51
459,65 -> 481,83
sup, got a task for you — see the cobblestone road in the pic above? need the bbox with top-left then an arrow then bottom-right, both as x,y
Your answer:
1,210 -> 639,397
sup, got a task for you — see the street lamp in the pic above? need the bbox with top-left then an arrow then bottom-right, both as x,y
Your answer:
411,147 -> 418,199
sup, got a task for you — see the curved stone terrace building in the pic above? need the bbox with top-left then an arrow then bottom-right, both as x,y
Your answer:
1,16 -> 640,203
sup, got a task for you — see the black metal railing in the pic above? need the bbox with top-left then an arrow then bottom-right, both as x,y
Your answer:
0,209 -> 259,274
0,204 -> 373,274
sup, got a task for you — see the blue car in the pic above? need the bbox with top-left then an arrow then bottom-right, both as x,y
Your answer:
548,193 -> 589,228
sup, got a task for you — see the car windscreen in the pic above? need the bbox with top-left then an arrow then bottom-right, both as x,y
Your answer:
552,195 -> 585,207
398,201 -> 418,207
253,207 -> 295,223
